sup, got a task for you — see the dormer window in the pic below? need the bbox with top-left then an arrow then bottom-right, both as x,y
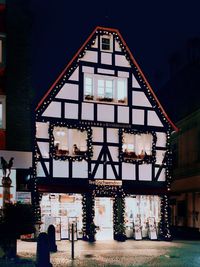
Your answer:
84,74 -> 127,104
100,35 -> 113,52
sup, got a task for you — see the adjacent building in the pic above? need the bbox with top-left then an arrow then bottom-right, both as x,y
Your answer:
0,0 -> 33,206
34,26 -> 177,241
159,39 -> 200,238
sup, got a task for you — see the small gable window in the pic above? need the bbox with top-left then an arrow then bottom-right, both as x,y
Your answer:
101,37 -> 110,50
122,133 -> 153,161
53,127 -> 88,158
101,35 -> 112,52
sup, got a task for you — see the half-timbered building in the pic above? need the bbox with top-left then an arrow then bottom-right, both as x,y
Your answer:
34,26 -> 177,241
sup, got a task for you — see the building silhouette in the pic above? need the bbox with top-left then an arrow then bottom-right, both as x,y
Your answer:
158,37 -> 200,238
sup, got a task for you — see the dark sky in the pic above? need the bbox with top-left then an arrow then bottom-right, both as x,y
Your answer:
30,0 -> 200,100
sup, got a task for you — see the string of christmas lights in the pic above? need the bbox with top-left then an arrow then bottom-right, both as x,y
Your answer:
49,122 -> 93,161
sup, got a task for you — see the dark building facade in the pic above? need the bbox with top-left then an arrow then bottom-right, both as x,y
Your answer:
158,38 -> 200,238
0,0 -> 33,206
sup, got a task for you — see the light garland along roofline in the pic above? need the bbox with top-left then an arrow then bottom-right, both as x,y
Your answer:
35,26 -> 178,132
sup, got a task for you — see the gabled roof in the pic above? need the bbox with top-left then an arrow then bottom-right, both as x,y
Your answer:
36,26 -> 178,132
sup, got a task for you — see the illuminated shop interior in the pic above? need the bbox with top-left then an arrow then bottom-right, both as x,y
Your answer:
40,193 -> 160,240
125,195 -> 161,238
40,193 -> 83,240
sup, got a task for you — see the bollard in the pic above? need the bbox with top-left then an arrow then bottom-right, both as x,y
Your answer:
71,223 -> 74,260
36,232 -> 52,267
47,224 -> 57,252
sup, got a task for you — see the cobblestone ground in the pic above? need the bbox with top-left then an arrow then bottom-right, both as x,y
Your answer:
0,239 -> 200,266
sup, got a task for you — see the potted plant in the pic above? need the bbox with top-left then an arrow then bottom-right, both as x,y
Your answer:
115,223 -> 126,242
85,95 -> 94,100
118,99 -> 126,104
99,97 -> 113,102
88,222 -> 97,242
0,203 -> 35,259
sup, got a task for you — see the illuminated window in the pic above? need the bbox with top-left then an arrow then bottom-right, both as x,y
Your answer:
97,79 -> 113,100
85,77 -> 93,100
84,74 -> 127,104
122,133 -> 153,160
0,96 -> 5,129
0,102 -> 2,128
117,79 -> 127,103
53,127 -> 88,157
0,39 -> 2,63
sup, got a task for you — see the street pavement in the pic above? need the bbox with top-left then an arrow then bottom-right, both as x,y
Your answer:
0,239 -> 200,266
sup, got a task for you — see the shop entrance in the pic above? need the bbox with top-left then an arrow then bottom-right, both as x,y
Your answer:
94,197 -> 113,240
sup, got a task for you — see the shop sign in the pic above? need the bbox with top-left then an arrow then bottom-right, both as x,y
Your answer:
89,180 -> 122,186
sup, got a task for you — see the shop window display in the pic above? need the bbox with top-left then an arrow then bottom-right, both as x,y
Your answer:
40,193 -> 83,239
125,195 -> 160,239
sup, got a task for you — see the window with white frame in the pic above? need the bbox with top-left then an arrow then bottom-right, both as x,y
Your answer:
100,35 -> 112,52
97,79 -> 113,101
53,127 -> 88,157
122,133 -> 153,160
85,77 -> 93,100
0,96 -> 6,129
84,74 -> 127,104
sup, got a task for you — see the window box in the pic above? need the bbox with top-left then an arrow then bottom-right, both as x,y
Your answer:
97,97 -> 113,102
123,151 -> 151,161
118,99 -> 126,104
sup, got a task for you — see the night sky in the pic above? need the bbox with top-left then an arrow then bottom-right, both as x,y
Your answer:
30,0 -> 200,101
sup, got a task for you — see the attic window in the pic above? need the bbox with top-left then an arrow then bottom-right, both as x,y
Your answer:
101,36 -> 112,52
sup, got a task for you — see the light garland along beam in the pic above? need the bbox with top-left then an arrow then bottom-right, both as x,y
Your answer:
159,194 -> 171,240
81,193 -> 95,240
118,128 -> 157,165
165,130 -> 173,191
49,122 -> 93,162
